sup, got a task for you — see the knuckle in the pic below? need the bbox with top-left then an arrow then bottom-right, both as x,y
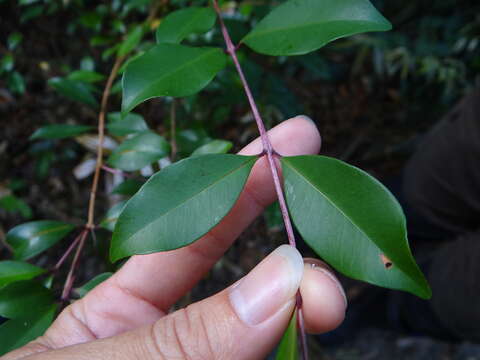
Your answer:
148,304 -> 232,360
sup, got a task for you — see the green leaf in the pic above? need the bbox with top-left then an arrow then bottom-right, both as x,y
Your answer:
0,54 -> 14,73
191,140 -> 233,156
111,179 -> 144,196
30,124 -> 94,140
122,44 -> 227,113
0,305 -> 56,356
8,32 -> 23,51
0,280 -> 54,318
8,71 -> 26,95
68,70 -> 105,83
242,0 -> 392,56
107,131 -> 170,171
6,220 -> 75,260
156,7 -> 216,44
107,112 -> 148,136
0,194 -> 32,219
48,77 -> 99,108
74,272 -> 113,298
100,201 -> 128,232
110,154 -> 257,261
276,312 -> 298,360
282,156 -> 431,299
0,261 -> 45,288
118,25 -> 144,57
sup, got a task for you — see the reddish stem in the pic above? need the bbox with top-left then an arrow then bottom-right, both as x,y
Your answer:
61,229 -> 88,301
213,1 -> 307,358
212,0 -> 296,248
53,230 -> 83,271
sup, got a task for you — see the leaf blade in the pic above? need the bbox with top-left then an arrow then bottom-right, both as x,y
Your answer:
156,7 -> 216,44
276,312 -> 299,360
110,154 -> 257,261
107,131 -> 170,171
30,124 -> 94,140
243,0 -> 392,56
122,44 -> 227,113
6,220 -> 75,260
0,305 -> 56,356
0,261 -> 45,288
282,155 -> 431,299
0,280 -> 54,318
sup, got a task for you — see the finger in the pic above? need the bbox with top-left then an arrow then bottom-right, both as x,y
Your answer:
27,245 -> 343,360
300,258 -> 347,333
34,116 -> 321,349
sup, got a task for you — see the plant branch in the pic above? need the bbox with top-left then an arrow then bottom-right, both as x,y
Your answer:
212,0 -> 296,248
53,230 -> 83,272
61,229 -> 88,301
86,55 -> 125,229
213,2 -> 307,358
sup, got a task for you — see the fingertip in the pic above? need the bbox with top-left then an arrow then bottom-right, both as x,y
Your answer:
300,259 -> 347,334
239,115 -> 321,156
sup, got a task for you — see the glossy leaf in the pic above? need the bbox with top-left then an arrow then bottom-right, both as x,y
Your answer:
111,179 -> 144,196
0,261 -> 45,288
118,25 -> 144,57
0,305 -> 56,356
68,70 -> 105,83
107,112 -> 148,136
111,154 -> 257,261
0,280 -> 54,318
282,155 -> 431,299
48,77 -> 99,107
100,201 -> 128,232
122,44 -> 227,113
0,194 -> 32,219
156,7 -> 216,44
74,272 -> 113,298
107,131 -> 170,171
6,220 -> 75,260
243,0 -> 392,56
191,140 -> 233,156
30,124 -> 94,140
276,312 -> 298,360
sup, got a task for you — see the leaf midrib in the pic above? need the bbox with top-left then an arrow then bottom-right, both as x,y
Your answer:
124,157 -> 255,240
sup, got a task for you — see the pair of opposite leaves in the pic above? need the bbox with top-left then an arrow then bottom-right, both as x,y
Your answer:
111,153 -> 431,299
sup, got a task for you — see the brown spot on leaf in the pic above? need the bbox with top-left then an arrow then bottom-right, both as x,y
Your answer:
380,254 -> 393,269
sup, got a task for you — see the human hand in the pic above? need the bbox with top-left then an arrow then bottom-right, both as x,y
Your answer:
3,116 -> 347,360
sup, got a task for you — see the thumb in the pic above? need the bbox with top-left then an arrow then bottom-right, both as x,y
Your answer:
28,245 -> 304,360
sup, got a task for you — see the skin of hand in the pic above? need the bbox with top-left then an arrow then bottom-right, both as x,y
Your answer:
2,116 -> 347,360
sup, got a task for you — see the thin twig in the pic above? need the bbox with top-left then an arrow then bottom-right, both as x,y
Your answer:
297,298 -> 309,359
212,2 -> 307,358
53,230 -> 83,271
86,55 -> 125,229
170,99 -> 178,161
101,164 -> 135,178
212,0 -> 296,248
61,229 -> 88,301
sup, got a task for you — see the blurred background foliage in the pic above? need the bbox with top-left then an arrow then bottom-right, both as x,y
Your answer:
0,0 -> 479,357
